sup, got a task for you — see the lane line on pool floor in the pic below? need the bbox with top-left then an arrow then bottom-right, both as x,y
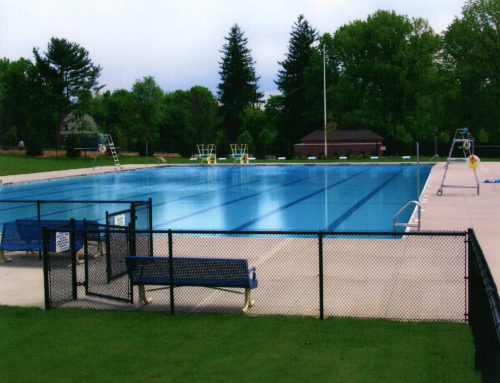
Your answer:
154,172 -> 324,228
326,169 -> 403,231
232,170 -> 369,231
1,170 -> 262,221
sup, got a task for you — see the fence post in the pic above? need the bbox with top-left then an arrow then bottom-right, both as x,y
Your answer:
148,198 -> 153,256
130,202 -> 136,232
36,200 -> 41,221
70,218 -> 77,300
148,198 -> 153,231
83,219 -> 89,296
105,214 -> 112,282
130,203 -> 137,256
42,226 -> 50,310
128,222 -> 136,256
465,230 -> 470,323
319,231 -> 324,320
168,229 -> 175,314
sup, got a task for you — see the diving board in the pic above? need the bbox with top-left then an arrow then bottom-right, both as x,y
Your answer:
229,144 -> 249,164
196,144 -> 217,164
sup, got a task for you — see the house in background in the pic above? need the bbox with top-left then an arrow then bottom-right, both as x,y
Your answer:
60,112 -> 99,137
294,129 -> 384,158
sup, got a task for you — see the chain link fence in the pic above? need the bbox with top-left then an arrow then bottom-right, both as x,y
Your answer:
0,199 -> 151,266
468,229 -> 500,383
43,228 -> 468,322
0,199 -> 152,228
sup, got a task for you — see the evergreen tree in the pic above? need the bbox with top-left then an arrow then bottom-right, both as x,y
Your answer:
33,37 -> 101,150
276,15 -> 319,151
217,24 -> 262,142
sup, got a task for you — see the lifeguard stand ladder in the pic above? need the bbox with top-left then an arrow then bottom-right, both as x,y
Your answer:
104,134 -> 120,167
196,144 -> 217,164
437,128 -> 479,196
230,144 -> 249,164
94,134 -> 121,169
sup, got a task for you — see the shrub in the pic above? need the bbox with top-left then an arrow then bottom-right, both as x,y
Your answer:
65,134 -> 81,157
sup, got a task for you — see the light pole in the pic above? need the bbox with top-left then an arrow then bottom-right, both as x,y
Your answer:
323,44 -> 327,158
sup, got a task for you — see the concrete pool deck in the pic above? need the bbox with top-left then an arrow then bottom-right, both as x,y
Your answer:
0,161 -> 499,312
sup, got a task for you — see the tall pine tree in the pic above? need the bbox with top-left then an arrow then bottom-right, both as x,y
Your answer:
33,37 -> 101,151
276,15 -> 319,152
218,24 -> 262,142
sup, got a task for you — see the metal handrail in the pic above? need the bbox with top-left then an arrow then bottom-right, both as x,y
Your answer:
393,200 -> 421,232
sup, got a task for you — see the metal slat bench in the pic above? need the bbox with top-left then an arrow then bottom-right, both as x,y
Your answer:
125,256 -> 258,313
0,219 -> 98,262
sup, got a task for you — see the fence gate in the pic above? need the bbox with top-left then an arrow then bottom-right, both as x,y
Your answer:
83,227 -> 132,304
106,200 -> 153,257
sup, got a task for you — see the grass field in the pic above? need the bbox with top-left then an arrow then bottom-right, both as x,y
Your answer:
0,306 -> 480,383
0,153 -> 163,176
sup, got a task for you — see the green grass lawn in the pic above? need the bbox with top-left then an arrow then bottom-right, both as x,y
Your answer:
0,306 -> 480,383
0,153 -> 164,176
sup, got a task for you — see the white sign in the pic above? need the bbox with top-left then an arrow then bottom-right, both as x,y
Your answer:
56,232 -> 70,252
114,214 -> 126,227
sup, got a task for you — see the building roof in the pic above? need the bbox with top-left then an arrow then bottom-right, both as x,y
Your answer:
300,129 -> 383,143
60,112 -> 99,136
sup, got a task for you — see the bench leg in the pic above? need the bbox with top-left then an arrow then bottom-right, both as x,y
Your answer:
138,285 -> 153,305
0,249 -> 12,263
242,288 -> 255,314
75,247 -> 85,265
94,241 -> 105,258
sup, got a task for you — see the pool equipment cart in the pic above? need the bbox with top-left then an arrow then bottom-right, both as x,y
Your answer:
196,144 -> 217,164
437,128 -> 480,196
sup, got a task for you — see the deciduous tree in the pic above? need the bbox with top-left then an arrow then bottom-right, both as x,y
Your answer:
442,0 -> 500,144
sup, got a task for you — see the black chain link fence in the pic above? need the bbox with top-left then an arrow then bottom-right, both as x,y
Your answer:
0,199 -> 152,228
468,229 -> 500,383
43,228 -> 468,322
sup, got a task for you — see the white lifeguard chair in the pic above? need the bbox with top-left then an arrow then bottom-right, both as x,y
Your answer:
196,144 -> 217,164
229,144 -> 249,164
437,128 -> 480,196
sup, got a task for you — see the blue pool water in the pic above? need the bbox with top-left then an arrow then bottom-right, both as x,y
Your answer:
0,165 -> 432,232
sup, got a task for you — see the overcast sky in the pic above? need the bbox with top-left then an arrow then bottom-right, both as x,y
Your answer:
1,0 -> 466,96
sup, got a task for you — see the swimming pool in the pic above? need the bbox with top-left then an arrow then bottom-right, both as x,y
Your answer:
0,164 -> 431,231
0,164 -> 431,232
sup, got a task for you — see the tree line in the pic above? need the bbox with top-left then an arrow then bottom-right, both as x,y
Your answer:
0,0 -> 498,158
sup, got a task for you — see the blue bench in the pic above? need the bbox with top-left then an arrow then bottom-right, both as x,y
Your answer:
0,219 -> 98,262
125,256 -> 258,313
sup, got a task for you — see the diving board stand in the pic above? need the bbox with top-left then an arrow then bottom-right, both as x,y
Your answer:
437,128 -> 480,196
229,144 -> 249,164
196,144 -> 217,164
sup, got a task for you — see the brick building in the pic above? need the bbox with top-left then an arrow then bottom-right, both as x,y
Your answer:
294,129 -> 384,158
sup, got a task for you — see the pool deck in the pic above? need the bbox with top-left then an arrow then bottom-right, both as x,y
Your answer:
418,161 -> 500,284
1,161 -> 499,311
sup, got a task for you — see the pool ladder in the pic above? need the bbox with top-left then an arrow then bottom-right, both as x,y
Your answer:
104,134 -> 121,168
393,201 -> 421,232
